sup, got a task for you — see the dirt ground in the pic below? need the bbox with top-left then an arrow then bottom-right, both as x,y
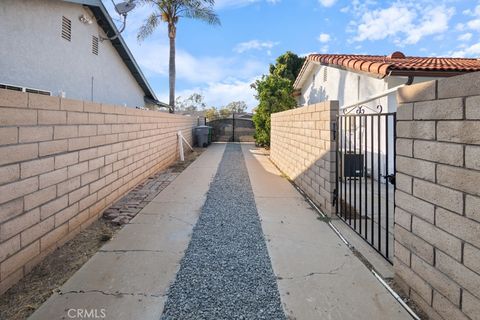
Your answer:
0,148 -> 204,320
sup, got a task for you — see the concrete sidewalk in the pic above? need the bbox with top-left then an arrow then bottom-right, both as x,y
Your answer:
241,144 -> 411,320
30,144 -> 226,320
30,143 -> 412,320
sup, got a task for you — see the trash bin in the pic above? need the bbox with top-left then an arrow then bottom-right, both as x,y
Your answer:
208,127 -> 213,144
195,125 -> 210,148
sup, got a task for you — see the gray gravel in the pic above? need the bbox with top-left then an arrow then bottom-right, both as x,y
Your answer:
161,143 -> 285,320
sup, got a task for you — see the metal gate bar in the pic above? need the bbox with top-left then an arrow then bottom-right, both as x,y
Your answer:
335,111 -> 396,262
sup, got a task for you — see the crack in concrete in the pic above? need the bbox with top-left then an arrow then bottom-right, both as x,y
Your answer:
276,262 -> 346,280
98,249 -> 171,253
58,289 -> 165,298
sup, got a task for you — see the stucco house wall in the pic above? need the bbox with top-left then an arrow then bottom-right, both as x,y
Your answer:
0,0 -> 146,108
297,64 -> 437,113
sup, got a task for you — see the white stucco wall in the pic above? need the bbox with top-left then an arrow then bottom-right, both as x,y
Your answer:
297,63 -> 439,114
0,0 -> 146,107
297,64 -> 442,180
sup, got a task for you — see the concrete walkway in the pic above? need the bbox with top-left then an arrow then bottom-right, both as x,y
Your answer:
30,143 -> 412,320
241,144 -> 411,320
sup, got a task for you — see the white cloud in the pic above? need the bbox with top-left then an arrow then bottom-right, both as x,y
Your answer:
318,0 -> 337,7
354,4 -> 415,42
233,40 -> 279,54
318,33 -> 331,43
467,18 -> 480,31
451,42 -> 480,57
320,45 -> 329,53
353,4 -> 454,45
403,6 -> 454,44
458,33 -> 473,41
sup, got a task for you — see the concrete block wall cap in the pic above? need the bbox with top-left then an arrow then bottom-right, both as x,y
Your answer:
397,80 -> 437,104
438,71 -> 480,99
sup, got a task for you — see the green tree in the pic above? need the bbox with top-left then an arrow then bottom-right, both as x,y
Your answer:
218,107 -> 232,118
137,0 -> 220,113
225,101 -> 247,113
175,93 -> 206,112
204,106 -> 218,120
252,52 -> 305,146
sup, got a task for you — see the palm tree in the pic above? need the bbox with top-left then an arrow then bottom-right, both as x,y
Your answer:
137,0 -> 220,113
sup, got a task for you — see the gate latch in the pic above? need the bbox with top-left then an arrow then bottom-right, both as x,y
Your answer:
382,174 -> 396,185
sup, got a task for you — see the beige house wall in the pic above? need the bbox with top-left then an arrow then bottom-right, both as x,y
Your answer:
394,71 -> 480,320
270,101 -> 338,215
0,89 -> 195,294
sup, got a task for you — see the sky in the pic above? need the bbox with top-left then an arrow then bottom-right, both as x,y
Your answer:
105,0 -> 480,111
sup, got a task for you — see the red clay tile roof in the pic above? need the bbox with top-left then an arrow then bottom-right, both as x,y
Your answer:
294,51 -> 480,88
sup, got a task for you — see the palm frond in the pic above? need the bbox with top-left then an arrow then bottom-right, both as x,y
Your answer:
181,1 -> 220,25
137,13 -> 161,41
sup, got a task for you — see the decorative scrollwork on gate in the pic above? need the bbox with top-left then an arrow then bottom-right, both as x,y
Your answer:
342,104 -> 384,115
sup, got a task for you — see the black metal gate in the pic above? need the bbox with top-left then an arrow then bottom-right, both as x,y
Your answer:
206,114 -> 255,142
335,106 -> 396,262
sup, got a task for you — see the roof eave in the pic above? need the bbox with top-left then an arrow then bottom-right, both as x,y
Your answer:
389,70 -> 474,78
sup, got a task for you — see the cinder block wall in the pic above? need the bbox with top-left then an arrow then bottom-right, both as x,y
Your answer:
394,72 -> 480,320
270,101 -> 338,215
0,89 -> 195,294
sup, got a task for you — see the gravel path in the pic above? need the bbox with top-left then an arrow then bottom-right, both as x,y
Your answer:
161,143 -> 285,320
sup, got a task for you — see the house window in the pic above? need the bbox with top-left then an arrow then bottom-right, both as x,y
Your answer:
323,67 -> 328,82
62,16 -> 72,41
312,73 -> 316,85
92,36 -> 99,55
